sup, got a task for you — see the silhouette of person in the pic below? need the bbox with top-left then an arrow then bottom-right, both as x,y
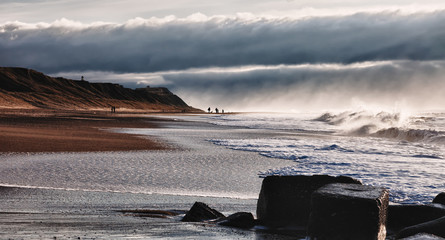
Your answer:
208,107 -> 211,113
222,109 -> 224,114
215,108 -> 219,114
81,76 -> 85,81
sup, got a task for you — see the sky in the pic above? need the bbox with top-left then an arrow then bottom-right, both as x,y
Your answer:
1,1 -> 445,112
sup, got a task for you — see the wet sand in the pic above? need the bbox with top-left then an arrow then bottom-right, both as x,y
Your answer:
1,186 -> 285,240
0,109 -> 169,152
0,109 -> 297,239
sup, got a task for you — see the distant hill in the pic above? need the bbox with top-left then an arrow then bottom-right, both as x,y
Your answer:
0,67 -> 201,112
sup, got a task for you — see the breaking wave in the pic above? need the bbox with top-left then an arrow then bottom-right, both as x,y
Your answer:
372,127 -> 445,144
314,111 -> 445,144
314,111 -> 401,127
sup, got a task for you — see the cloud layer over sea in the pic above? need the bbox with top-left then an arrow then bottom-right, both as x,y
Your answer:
2,12 -> 445,111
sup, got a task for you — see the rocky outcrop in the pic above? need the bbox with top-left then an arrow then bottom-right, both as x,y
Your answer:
182,202 -> 255,229
307,183 -> 389,240
256,175 -> 362,228
0,67 -> 201,112
124,176 -> 445,239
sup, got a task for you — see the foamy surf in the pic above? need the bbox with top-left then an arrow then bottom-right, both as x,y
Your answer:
202,111 -> 445,204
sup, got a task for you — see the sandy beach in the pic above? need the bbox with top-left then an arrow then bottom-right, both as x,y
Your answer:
0,109 -> 169,153
0,109 -> 296,239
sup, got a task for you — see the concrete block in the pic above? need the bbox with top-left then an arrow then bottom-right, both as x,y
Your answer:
308,183 -> 389,240
256,175 -> 361,228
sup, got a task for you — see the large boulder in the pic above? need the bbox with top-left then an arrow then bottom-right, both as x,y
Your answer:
307,183 -> 389,240
256,175 -> 362,228
181,202 -> 225,222
433,193 -> 445,205
397,216 -> 445,239
387,204 -> 445,233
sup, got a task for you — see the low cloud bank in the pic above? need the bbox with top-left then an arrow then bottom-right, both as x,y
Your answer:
2,12 -> 445,73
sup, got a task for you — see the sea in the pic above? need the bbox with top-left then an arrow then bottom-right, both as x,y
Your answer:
202,110 -> 445,204
1,110 -> 444,206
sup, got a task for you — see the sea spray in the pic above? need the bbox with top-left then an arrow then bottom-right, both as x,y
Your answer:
204,111 -> 445,204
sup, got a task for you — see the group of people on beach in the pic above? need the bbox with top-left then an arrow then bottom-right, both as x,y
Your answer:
207,107 -> 224,114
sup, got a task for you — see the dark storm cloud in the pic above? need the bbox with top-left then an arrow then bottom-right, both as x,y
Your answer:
1,12 -> 445,73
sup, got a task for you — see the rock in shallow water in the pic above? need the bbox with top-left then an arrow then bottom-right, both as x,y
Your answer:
216,212 -> 255,229
181,202 -> 225,222
433,193 -> 445,206
307,183 -> 389,240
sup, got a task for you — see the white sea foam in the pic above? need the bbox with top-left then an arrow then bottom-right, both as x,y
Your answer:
204,111 -> 445,204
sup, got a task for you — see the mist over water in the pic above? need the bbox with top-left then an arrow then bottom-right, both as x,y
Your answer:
163,61 -> 445,112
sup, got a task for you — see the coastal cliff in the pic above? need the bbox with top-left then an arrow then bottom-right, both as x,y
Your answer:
0,67 -> 201,112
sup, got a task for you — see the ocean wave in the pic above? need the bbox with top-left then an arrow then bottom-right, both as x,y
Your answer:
314,111 -> 401,127
372,127 -> 445,144
315,144 -> 354,152
315,111 -> 445,144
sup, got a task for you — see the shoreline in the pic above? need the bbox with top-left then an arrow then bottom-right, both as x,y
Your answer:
0,185 -> 277,240
0,109 -> 298,239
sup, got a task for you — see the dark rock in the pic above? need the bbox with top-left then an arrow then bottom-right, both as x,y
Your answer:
181,202 -> 225,222
216,212 -> 255,229
387,204 -> 445,233
397,216 -> 445,239
433,193 -> 445,205
307,183 -> 389,240
399,233 -> 445,240
256,175 -> 362,228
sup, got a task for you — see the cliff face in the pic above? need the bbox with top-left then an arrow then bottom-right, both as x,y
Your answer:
0,67 -> 201,112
